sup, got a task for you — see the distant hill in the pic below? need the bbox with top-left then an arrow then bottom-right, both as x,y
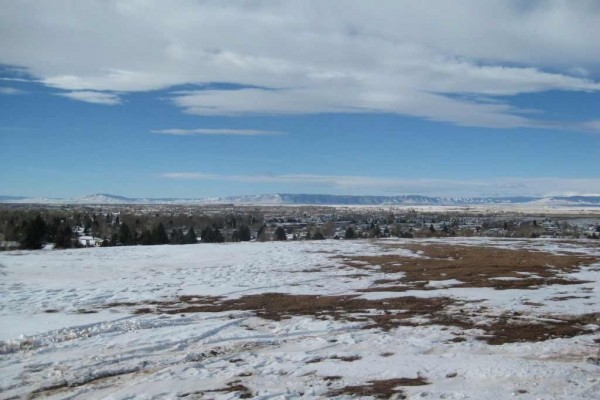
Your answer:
0,195 -> 26,202
1,193 -> 600,207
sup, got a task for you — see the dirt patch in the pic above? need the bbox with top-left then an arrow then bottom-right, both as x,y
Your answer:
326,377 -> 428,399
341,244 -> 596,291
548,295 -> 592,301
75,309 -> 98,314
133,292 -> 453,332
475,313 -> 599,345
330,355 -> 362,362
30,366 -> 145,399
206,381 -> 253,398
119,291 -> 597,344
180,381 -> 252,398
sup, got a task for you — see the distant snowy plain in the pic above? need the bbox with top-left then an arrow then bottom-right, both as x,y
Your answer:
1,238 -> 599,399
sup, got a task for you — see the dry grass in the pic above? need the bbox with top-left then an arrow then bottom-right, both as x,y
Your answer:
475,313 -> 599,345
326,377 -> 428,399
125,292 -> 600,344
340,243 -> 597,291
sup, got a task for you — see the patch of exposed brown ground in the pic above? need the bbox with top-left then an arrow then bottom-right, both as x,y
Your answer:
326,377 -> 428,399
123,292 -> 598,345
135,292 -> 454,330
340,243 -> 597,291
179,381 -> 252,398
474,313 -> 599,345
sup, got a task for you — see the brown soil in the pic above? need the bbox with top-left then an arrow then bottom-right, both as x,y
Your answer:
133,292 -> 454,332
330,355 -> 362,362
180,381 -> 252,399
206,381 -> 253,398
30,366 -> 145,399
326,377 -> 428,399
340,244 -> 596,291
475,313 -> 599,345
126,291 -> 599,344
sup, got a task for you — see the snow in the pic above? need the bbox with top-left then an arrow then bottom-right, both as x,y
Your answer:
1,238 -> 599,399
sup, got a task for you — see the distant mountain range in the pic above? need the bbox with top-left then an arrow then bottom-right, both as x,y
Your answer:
1,193 -> 600,207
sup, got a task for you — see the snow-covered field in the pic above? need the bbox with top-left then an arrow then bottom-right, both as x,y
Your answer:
1,238 -> 599,399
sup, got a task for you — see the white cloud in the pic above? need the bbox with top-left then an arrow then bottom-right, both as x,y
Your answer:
152,128 -> 282,136
160,172 -> 218,180
1,1 -> 600,127
580,120 -> 600,132
57,91 -> 121,105
159,172 -> 600,197
0,87 -> 27,95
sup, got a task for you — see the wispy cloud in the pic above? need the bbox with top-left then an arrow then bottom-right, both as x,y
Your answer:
1,2 -> 600,128
159,172 -> 600,197
580,120 -> 600,133
57,91 -> 121,105
151,128 -> 283,136
160,172 -> 219,180
0,87 -> 27,95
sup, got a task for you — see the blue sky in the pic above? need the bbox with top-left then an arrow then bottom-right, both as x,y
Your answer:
1,1 -> 599,198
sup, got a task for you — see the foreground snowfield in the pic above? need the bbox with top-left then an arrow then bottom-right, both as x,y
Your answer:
1,238 -> 599,399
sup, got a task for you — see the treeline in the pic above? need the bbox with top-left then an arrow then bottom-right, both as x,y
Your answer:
1,207 -> 264,250
15,216 -> 201,250
18,215 -> 78,250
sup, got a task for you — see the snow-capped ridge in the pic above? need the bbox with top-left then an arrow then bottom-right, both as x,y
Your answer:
1,193 -> 600,206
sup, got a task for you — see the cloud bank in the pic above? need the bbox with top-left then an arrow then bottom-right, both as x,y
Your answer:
1,1 -> 600,128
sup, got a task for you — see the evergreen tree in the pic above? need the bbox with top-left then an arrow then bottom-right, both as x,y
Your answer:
170,228 -> 184,244
140,229 -> 154,245
20,215 -> 47,249
370,224 -> 381,238
132,230 -> 139,245
238,225 -> 251,241
256,224 -> 267,241
54,224 -> 73,249
83,216 -> 92,235
118,222 -> 132,245
185,227 -> 198,244
312,230 -> 325,240
273,226 -> 287,241
47,217 -> 61,242
201,225 -> 224,243
152,223 -> 169,245
344,226 -> 356,239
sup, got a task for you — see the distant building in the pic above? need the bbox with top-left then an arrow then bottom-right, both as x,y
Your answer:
78,236 -> 103,247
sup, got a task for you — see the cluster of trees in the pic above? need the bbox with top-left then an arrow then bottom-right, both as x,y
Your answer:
200,225 -> 224,243
18,215 -> 77,250
20,215 -> 48,249
200,224 -> 252,243
114,222 -> 198,246
14,214 -> 260,250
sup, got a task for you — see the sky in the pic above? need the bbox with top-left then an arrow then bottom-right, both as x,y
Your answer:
1,0 -> 599,199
